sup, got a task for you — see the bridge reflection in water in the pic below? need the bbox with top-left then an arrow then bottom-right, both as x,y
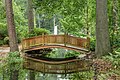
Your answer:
22,34 -> 91,74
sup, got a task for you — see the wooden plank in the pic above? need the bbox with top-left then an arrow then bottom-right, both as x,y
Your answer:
22,35 -> 90,52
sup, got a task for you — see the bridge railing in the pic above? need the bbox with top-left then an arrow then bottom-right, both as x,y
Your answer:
22,34 -> 90,50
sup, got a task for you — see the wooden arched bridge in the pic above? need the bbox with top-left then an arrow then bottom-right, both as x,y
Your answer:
22,34 -> 92,74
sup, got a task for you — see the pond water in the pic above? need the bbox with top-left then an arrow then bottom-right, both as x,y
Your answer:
0,68 -> 73,80
0,48 -> 93,80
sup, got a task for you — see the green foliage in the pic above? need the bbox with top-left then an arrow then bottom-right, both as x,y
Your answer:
27,28 -> 50,37
13,1 -> 28,26
103,53 -> 119,67
7,51 -> 23,70
90,37 -> 96,51
108,0 -> 120,49
65,51 -> 80,58
33,28 -> 50,35
115,48 -> 120,52
110,31 -> 120,49
0,51 -> 22,72
0,40 -> 4,45
102,51 -> 120,75
33,0 -> 96,36
0,0 -> 6,23
60,16 -> 83,33
33,0 -> 86,35
45,49 -> 81,58
0,0 -> 120,79
70,71 -> 94,80
12,1 -> 28,42
0,1 -> 6,22
16,26 -> 28,42
0,23 -> 8,38
0,23 -> 9,45
34,0 -> 86,15
3,37 -> 9,45
0,51 -> 25,80
0,0 -> 28,44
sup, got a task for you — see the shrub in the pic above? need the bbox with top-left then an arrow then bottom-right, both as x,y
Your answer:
0,23 -> 8,38
3,37 -> 9,45
27,28 -> 50,37
0,40 -> 4,46
90,37 -> 96,51
16,26 -> 28,43
0,23 -> 8,46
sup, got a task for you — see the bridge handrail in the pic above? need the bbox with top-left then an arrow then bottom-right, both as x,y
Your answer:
22,34 -> 90,51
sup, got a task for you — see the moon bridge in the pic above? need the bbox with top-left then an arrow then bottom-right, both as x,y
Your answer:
22,34 -> 92,74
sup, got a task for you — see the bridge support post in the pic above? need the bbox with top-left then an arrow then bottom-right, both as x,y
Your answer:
42,33 -> 45,45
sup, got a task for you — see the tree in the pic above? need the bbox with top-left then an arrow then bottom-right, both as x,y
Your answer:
5,0 -> 19,80
5,0 -> 18,52
27,0 -> 35,80
28,0 -> 34,33
95,0 -> 111,57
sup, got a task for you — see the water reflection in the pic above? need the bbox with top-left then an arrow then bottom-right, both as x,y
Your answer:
0,48 -> 92,80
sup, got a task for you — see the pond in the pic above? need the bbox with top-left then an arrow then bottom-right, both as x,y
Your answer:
0,48 -> 93,80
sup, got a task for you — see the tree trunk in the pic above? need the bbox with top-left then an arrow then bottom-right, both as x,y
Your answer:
95,0 -> 111,57
37,14 -> 41,28
5,0 -> 19,80
5,0 -> 18,52
28,0 -> 34,33
27,0 -> 35,79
